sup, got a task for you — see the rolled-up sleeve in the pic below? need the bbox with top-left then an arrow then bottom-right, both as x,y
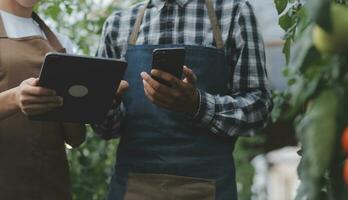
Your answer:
192,1 -> 273,137
92,14 -> 125,140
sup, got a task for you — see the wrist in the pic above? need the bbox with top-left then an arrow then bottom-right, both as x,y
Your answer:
11,87 -> 20,110
191,90 -> 216,128
188,88 -> 200,116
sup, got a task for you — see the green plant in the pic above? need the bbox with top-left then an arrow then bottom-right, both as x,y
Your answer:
274,0 -> 348,199
67,127 -> 119,200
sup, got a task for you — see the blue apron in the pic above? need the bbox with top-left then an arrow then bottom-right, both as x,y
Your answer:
108,1 -> 238,200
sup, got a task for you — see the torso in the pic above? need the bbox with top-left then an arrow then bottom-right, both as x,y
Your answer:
107,1 -> 238,200
0,12 -> 72,200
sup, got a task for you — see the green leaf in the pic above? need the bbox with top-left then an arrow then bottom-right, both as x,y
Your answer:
282,38 -> 292,64
274,0 -> 288,14
279,12 -> 293,31
297,89 -> 339,199
289,27 -> 314,71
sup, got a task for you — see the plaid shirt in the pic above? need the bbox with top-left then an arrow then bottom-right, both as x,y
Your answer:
94,0 -> 272,139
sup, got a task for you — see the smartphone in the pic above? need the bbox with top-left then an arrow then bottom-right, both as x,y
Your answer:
152,47 -> 185,86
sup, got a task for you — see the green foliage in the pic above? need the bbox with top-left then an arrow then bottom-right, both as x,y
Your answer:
296,90 -> 339,200
274,0 -> 348,199
67,127 -> 119,200
235,136 -> 265,200
36,0 -> 143,55
36,0 -> 113,55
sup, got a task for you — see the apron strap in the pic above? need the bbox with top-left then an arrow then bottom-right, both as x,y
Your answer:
0,13 -> 8,38
128,0 -> 224,49
205,0 -> 224,49
32,12 -> 66,52
128,1 -> 150,45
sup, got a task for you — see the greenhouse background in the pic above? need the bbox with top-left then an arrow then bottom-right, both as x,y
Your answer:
24,0 -> 348,199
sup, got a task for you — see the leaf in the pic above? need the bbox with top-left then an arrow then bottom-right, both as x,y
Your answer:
274,0 -> 288,14
289,26 -> 314,71
304,90 -> 339,178
279,12 -> 293,31
46,4 -> 61,19
282,38 -> 292,64
297,89 -> 339,199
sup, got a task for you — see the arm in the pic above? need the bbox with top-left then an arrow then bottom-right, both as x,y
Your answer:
142,1 -> 272,137
92,102 -> 125,140
0,88 -> 19,120
92,14 -> 128,139
192,1 -> 272,137
0,78 -> 62,120
62,123 -> 86,148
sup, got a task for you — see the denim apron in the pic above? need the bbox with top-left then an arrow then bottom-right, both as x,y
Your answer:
108,1 -> 238,199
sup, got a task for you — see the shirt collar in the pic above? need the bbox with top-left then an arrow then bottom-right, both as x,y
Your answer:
149,0 -> 192,10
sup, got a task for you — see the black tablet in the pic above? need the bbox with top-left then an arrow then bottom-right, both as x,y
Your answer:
29,52 -> 127,123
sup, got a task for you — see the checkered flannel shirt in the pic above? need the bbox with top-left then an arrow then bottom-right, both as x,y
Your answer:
94,0 -> 273,139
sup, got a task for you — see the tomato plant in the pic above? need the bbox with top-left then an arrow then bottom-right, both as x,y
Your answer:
274,0 -> 348,199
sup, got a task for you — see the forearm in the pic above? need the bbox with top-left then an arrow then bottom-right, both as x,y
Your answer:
0,87 -> 19,120
193,89 -> 273,137
92,102 -> 124,140
62,123 -> 86,148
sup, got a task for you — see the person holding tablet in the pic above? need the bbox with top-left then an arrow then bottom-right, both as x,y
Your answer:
0,0 -> 86,199
96,0 -> 272,199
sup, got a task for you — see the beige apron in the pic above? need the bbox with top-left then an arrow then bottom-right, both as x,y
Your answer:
0,12 -> 72,200
125,173 -> 216,200
120,0 -> 226,199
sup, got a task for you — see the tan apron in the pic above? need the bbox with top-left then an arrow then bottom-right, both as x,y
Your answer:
125,173 -> 216,200
0,13 -> 72,200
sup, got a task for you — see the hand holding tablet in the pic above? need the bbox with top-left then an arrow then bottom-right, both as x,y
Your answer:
29,53 -> 127,123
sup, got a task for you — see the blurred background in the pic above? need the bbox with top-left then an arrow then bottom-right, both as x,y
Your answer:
34,0 -> 331,200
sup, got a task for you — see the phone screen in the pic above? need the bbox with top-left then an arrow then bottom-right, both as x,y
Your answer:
152,48 -> 185,86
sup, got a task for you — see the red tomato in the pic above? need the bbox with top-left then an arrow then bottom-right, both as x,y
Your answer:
342,127 -> 348,154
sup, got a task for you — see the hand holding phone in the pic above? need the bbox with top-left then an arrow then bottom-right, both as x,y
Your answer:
141,66 -> 200,115
152,48 -> 185,86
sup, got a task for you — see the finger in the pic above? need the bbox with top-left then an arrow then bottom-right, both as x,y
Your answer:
23,85 -> 56,96
26,103 -> 62,110
23,78 -> 38,86
150,69 -> 183,88
116,80 -> 129,98
143,80 -> 174,105
23,96 -> 63,105
24,108 -> 54,116
141,72 -> 176,96
32,78 -> 40,86
23,103 -> 62,116
143,85 -> 173,110
183,66 -> 197,85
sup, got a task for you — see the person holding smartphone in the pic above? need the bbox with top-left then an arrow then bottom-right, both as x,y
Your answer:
0,0 -> 86,199
95,0 -> 272,199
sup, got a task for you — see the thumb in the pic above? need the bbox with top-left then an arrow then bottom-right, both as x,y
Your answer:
25,78 -> 39,86
116,80 -> 129,98
183,66 -> 197,85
